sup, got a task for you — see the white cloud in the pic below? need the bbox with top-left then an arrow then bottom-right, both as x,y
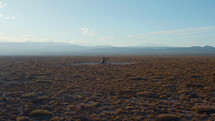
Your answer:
23,34 -> 32,38
100,35 -> 115,41
0,2 -> 15,20
0,33 -> 72,43
11,16 -> 16,19
80,27 -> 97,36
128,26 -> 215,38
0,34 -> 41,43
0,1 -> 7,8
0,13 -> 16,20
0,35 -> 25,42
4,16 -> 15,20
22,34 -> 32,41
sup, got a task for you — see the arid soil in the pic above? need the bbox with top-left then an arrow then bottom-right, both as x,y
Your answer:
0,56 -> 215,121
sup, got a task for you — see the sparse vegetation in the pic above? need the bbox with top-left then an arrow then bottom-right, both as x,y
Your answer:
34,79 -> 52,84
192,106 -> 215,114
16,116 -> 30,121
31,96 -> 50,104
155,114 -> 181,121
50,117 -> 65,121
21,92 -> 37,98
0,56 -> 214,120
29,109 -> 52,117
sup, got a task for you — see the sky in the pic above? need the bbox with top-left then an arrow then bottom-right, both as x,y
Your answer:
0,0 -> 215,47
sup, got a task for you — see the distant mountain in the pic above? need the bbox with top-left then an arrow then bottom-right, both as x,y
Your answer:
138,43 -> 171,47
165,45 -> 215,53
0,42 -> 89,55
84,46 -> 215,55
204,45 -> 215,49
90,45 -> 114,48
0,42 -> 215,55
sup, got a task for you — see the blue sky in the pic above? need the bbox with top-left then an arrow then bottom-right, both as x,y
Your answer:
0,0 -> 215,47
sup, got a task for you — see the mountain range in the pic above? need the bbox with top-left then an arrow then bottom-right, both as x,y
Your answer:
0,42 -> 215,55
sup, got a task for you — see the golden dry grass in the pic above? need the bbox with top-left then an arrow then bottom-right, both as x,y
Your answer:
29,109 -> 52,117
0,56 -> 214,120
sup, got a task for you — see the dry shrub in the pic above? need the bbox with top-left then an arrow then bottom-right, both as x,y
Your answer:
177,89 -> 189,94
66,105 -> 76,111
34,79 -> 52,84
50,117 -> 65,121
90,114 -> 101,121
29,109 -> 52,117
136,91 -> 156,98
192,106 -> 215,114
204,87 -> 215,91
31,96 -> 50,104
118,89 -> 136,96
115,108 -> 125,114
125,105 -> 136,110
155,114 -> 181,121
21,93 -> 36,98
129,115 -> 144,121
77,103 -> 95,110
16,116 -> 30,121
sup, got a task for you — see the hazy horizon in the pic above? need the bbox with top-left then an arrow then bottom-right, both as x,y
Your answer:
0,0 -> 215,47
0,41 -> 215,48
1,42 -> 215,56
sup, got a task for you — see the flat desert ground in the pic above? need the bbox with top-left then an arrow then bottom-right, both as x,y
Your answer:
0,56 -> 215,121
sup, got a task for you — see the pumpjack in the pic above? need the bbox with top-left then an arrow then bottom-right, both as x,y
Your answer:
101,57 -> 110,64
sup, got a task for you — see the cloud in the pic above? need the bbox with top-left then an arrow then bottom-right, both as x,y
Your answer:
4,16 -> 15,20
0,1 -> 7,8
128,26 -> 215,38
0,33 -> 70,43
100,35 -> 115,41
0,35 -> 25,42
23,34 -> 32,38
80,27 -> 97,36
0,34 -> 40,43
0,2 -> 15,20
0,13 -> 16,20
22,34 -> 32,41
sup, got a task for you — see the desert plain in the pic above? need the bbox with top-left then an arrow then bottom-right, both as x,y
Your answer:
0,56 -> 214,121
